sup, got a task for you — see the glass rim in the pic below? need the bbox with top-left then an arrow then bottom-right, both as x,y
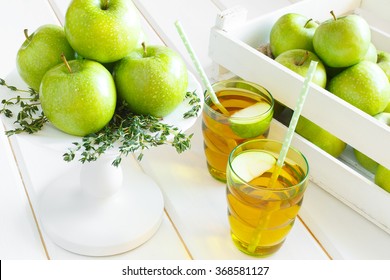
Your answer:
227,138 -> 310,191
203,79 -> 275,120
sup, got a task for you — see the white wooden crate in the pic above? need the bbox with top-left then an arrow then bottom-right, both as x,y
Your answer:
209,0 -> 390,233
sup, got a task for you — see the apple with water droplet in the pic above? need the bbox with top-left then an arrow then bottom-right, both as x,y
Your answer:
377,50 -> 390,111
40,56 -> 116,136
328,60 -> 390,116
313,11 -> 371,67
270,13 -> 318,58
64,0 -> 142,63
296,116 -> 346,157
113,44 -> 188,117
16,24 -> 75,91
275,49 -> 327,88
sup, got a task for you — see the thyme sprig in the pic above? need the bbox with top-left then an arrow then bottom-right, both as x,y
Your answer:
63,100 -> 193,167
0,78 -> 47,135
1,78 -> 200,166
183,90 -> 201,119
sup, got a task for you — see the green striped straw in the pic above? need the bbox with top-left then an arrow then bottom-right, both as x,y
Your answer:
268,60 -> 318,188
247,60 -> 318,254
174,20 -> 230,116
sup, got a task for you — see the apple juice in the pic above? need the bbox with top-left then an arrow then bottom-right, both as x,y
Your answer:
202,81 -> 274,182
226,140 -> 309,257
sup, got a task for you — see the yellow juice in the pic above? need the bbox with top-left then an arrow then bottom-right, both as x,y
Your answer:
226,140 -> 309,257
227,159 -> 306,256
202,86 -> 273,182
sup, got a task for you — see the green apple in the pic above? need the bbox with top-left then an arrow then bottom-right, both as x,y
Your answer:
328,61 -> 390,115
375,165 -> 390,192
374,112 -> 390,192
354,149 -> 378,173
313,12 -> 371,67
113,44 -> 188,117
384,103 -> 390,113
40,57 -> 116,136
275,49 -> 327,88
295,116 -> 346,157
16,24 -> 75,91
326,43 -> 377,80
229,101 -> 273,138
64,0 -> 142,63
102,30 -> 147,73
228,81 -> 274,138
270,13 -> 318,58
377,50 -> 390,81
353,112 -> 390,173
231,150 -> 276,182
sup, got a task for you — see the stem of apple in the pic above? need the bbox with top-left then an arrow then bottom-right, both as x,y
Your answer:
297,51 -> 309,66
142,42 -> 147,57
330,10 -> 337,21
61,53 -> 72,73
102,0 -> 109,10
304,18 -> 313,28
23,29 -> 30,41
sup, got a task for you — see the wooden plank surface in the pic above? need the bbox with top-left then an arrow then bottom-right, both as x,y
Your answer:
0,123 -> 47,259
0,0 -> 60,260
1,0 -> 389,260
212,0 -> 292,19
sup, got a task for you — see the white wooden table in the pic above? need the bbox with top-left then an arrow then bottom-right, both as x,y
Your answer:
1,0 -> 390,260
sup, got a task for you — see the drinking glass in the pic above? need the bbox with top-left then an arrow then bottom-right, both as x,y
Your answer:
202,80 -> 274,182
226,139 -> 309,257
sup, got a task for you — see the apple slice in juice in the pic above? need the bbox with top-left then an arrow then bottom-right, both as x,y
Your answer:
229,102 -> 272,138
231,150 -> 276,183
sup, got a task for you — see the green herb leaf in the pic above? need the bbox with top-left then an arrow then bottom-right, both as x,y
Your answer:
0,79 -> 47,135
62,100 -> 194,166
183,90 -> 201,119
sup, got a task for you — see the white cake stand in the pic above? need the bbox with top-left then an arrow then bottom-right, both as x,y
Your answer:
1,70 -> 203,256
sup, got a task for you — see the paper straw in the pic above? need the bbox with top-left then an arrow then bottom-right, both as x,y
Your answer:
247,60 -> 318,254
268,60 -> 318,187
174,20 -> 230,116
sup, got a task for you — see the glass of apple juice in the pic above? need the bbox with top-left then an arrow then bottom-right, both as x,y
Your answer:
202,80 -> 274,182
226,139 -> 309,257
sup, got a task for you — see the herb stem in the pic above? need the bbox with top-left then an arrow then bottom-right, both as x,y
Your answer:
0,78 -> 31,93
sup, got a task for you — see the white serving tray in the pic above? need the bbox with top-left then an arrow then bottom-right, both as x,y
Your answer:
209,0 -> 390,233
